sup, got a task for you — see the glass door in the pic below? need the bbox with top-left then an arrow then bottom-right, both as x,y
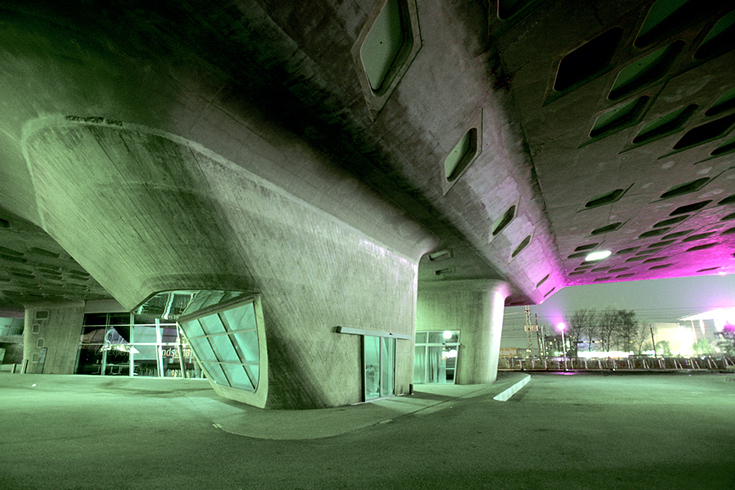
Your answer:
363,336 -> 396,401
413,330 -> 460,384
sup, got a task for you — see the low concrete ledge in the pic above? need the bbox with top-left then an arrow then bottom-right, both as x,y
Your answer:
493,374 -> 530,401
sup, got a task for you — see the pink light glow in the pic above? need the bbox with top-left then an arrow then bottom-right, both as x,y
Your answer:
557,322 -> 566,332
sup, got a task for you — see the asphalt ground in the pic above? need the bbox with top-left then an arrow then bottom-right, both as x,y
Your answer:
0,372 -> 733,489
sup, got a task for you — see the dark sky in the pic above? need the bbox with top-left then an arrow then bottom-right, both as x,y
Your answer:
503,274 -> 735,336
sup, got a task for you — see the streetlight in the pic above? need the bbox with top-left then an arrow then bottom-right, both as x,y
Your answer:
557,322 -> 567,370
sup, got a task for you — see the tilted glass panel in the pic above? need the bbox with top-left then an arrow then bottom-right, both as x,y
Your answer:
208,333 -> 239,364
244,364 -> 259,388
232,330 -> 259,363
200,362 -> 228,386
184,293 -> 209,316
199,314 -> 225,335
178,297 -> 262,392
221,302 -> 256,332
201,291 -> 227,311
220,291 -> 248,305
188,336 -> 217,363
221,363 -> 253,391
180,319 -> 204,339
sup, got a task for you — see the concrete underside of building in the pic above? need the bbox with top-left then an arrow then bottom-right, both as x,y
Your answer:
0,1 -> 734,408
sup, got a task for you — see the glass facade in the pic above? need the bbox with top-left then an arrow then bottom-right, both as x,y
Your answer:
76,313 -> 202,378
363,335 -> 396,400
178,298 -> 260,392
414,330 -> 460,384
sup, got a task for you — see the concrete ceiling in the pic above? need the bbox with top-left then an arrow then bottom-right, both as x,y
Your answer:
0,0 -> 734,312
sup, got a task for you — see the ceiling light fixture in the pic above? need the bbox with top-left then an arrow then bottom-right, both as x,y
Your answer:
585,250 -> 612,261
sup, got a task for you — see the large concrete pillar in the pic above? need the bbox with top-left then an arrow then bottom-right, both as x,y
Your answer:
22,118 -> 433,408
23,301 -> 85,374
417,279 -> 511,385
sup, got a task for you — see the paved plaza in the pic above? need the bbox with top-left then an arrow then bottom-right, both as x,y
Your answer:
1,372 -> 733,489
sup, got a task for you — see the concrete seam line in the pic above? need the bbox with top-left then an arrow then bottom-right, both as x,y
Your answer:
493,375 -> 531,402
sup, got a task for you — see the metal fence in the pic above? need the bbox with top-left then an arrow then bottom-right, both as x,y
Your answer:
499,356 -> 735,371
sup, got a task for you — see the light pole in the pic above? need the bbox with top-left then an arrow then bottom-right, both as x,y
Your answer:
557,322 -> 567,370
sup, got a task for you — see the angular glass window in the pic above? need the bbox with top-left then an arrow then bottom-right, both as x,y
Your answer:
511,234 -> 532,258
661,230 -> 692,240
711,135 -> 735,157
673,114 -> 735,150
706,86 -> 735,117
361,0 -> 406,92
492,205 -> 516,236
639,228 -> 670,238
585,189 -> 625,208
590,97 -> 649,138
554,28 -> 622,92
669,200 -> 711,215
694,10 -> 735,60
659,178 -> 709,199
590,222 -> 623,235
535,274 -> 550,289
653,215 -> 688,227
633,105 -> 696,145
608,41 -> 683,100
682,232 -> 715,242
615,247 -> 639,255
635,0 -> 697,48
662,230 -> 692,240
445,128 -> 478,182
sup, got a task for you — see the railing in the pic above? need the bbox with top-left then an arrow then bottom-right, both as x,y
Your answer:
499,356 -> 735,372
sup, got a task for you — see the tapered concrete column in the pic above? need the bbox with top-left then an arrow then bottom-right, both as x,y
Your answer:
23,301 -> 85,374
416,279 -> 511,385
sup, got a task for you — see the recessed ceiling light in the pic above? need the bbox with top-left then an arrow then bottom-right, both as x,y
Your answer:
585,250 -> 611,261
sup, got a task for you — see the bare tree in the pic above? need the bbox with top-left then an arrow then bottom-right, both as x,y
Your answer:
632,322 -> 651,354
567,308 -> 598,352
615,309 -> 638,352
598,307 -> 620,353
566,307 -> 644,354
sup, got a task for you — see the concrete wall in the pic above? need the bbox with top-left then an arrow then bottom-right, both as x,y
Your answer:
23,120 -> 426,408
417,280 -> 511,384
23,302 -> 84,374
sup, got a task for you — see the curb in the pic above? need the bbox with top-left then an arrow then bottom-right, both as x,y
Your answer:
493,374 -> 531,401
